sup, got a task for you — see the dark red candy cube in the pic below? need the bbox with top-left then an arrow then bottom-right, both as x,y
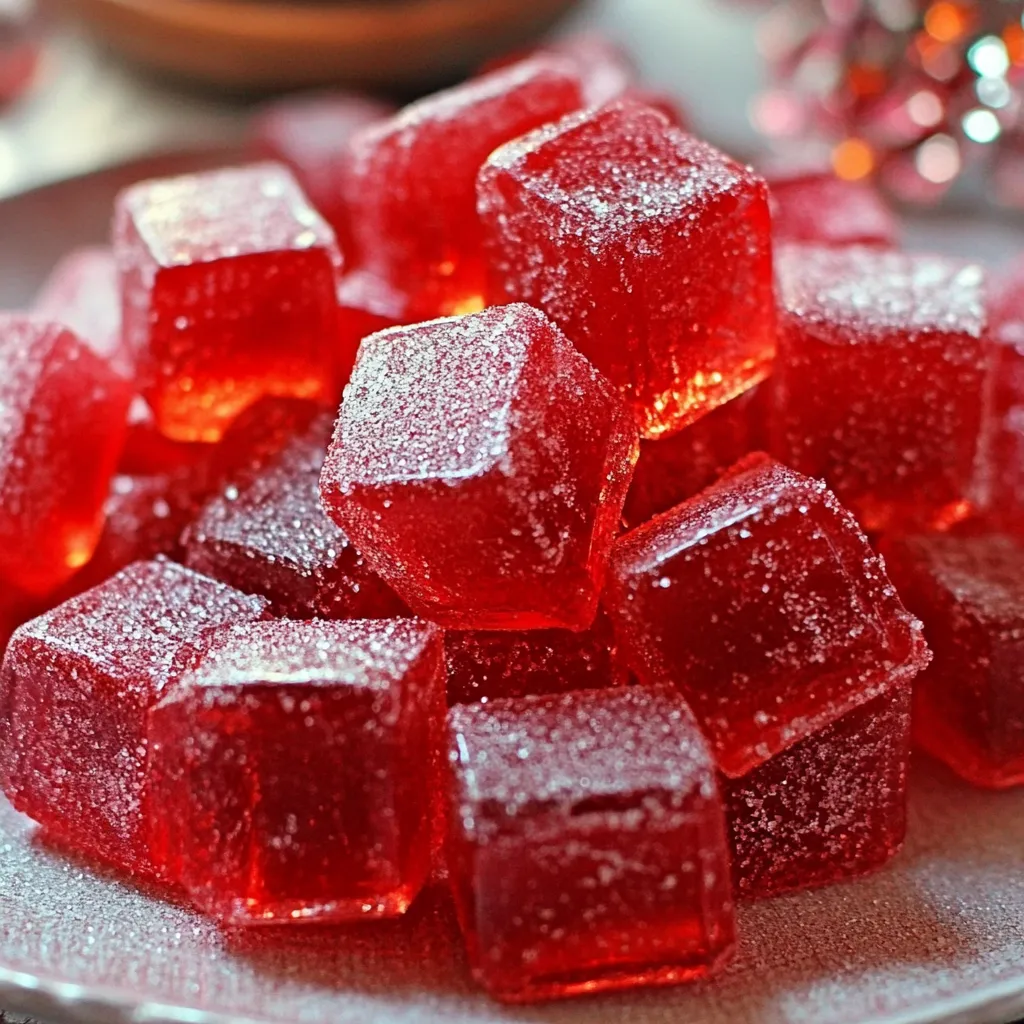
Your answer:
772,245 -> 991,532
113,163 -> 343,443
725,684 -> 912,898
250,91 -> 395,252
604,455 -> 929,778
320,304 -> 638,631
479,100 -> 775,439
445,613 -> 619,705
623,384 -> 767,527
185,411 -> 404,620
0,560 -> 268,874
0,315 -> 132,597
446,686 -> 735,1003
147,618 -> 444,924
342,56 -> 584,320
33,245 -> 129,372
880,532 -> 1024,788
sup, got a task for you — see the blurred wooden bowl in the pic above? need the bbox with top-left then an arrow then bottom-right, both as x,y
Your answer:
58,0 -> 581,91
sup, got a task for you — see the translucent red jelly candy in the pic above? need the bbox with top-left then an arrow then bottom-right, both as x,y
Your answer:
250,91 -> 395,253
880,532 -> 1024,788
479,99 -> 775,438
320,304 -> 638,631
342,56 -> 584,320
772,245 -> 991,532
113,163 -> 343,443
335,269 -> 408,392
0,315 -> 132,597
119,396 -> 208,477
0,560 -> 268,873
604,455 -> 929,778
725,684 -> 913,898
147,617 -> 444,924
185,411 -> 404,620
446,686 -> 735,1003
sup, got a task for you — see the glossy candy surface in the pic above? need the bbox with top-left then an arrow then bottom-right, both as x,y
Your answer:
147,618 -> 444,924
114,163 -> 343,442
605,456 -> 929,778
320,304 -> 638,631
446,686 -> 735,1003
479,100 -> 774,438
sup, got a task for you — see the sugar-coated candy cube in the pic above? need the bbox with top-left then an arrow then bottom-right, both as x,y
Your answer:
772,245 -> 991,532
0,561 -> 269,873
447,686 -> 735,1003
0,315 -> 132,597
623,384 -> 767,527
250,91 -> 395,252
185,411 -> 404,620
445,614 -> 619,705
479,100 -> 774,439
604,456 -> 929,778
33,246 -> 128,371
342,57 -> 584,320
725,684 -> 912,898
113,163 -> 343,443
320,304 -> 638,631
880,532 -> 1024,788
147,618 -> 444,923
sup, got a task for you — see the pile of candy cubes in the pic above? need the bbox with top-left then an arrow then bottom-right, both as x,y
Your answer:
1,34 -> 1020,1004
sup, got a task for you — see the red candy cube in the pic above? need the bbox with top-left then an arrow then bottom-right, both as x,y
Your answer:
604,456 -> 929,778
33,245 -> 128,372
445,614 -> 619,705
772,245 -> 992,532
479,100 -> 775,438
0,315 -> 132,597
113,163 -> 343,442
880,532 -> 1024,788
725,684 -> 912,898
185,411 -> 404,620
0,560 -> 268,873
335,269 -> 408,390
147,618 -> 444,923
342,56 -> 584,320
250,91 -> 394,252
120,396 -> 209,476
320,304 -> 638,631
446,686 -> 735,1003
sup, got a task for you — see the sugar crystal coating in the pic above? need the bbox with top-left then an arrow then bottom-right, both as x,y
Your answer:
446,686 -> 735,1002
147,617 -> 444,923
0,560 -> 269,873
320,304 -> 638,631
725,684 -> 912,899
342,56 -> 585,319
772,244 -> 992,532
185,410 -> 404,620
479,99 -> 775,438
604,455 -> 929,778
0,315 -> 132,597
113,163 -> 343,442
881,532 -> 1024,788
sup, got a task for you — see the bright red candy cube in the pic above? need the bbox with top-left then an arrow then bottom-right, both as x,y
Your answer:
446,686 -> 735,1003
185,411 -> 404,620
772,245 -> 992,532
0,315 -> 132,597
342,56 -> 584,320
479,100 -> 775,439
0,560 -> 268,873
880,532 -> 1024,788
250,91 -> 394,252
320,304 -> 637,631
604,455 -> 929,778
724,683 -> 912,898
113,163 -> 343,443
147,617 -> 444,924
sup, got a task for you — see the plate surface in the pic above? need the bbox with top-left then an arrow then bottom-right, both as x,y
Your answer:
2,160 -> 1024,1024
